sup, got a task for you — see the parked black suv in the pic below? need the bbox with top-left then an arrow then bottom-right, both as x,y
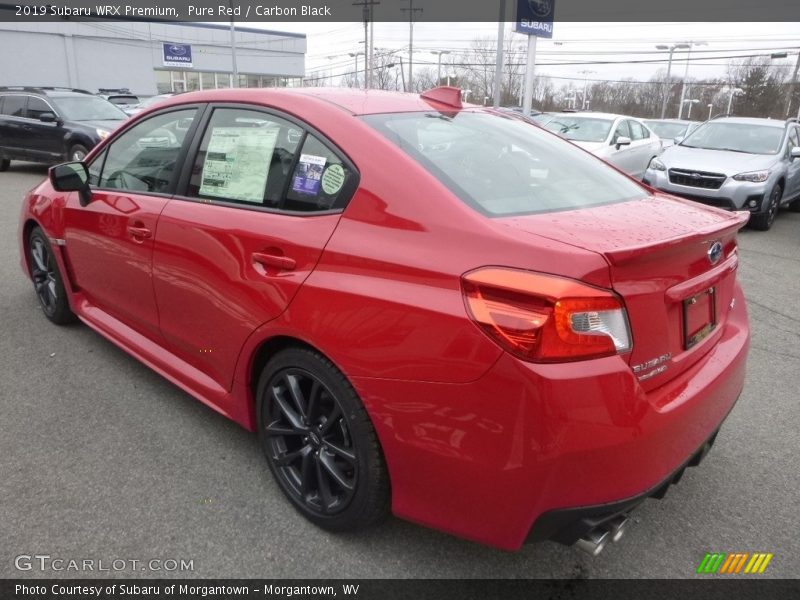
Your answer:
0,87 -> 128,170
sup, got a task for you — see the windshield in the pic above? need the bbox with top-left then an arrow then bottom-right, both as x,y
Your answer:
543,116 -> 614,143
680,122 -> 784,154
645,121 -> 690,140
54,96 -> 128,121
362,111 -> 648,217
107,95 -> 139,106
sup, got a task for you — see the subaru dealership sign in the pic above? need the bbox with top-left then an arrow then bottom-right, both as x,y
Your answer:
515,0 -> 555,38
163,43 -> 193,67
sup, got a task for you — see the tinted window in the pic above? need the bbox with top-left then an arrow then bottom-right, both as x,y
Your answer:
362,111 -> 648,217
284,134 -> 356,212
27,96 -> 54,120
544,116 -> 613,143
645,121 -> 690,139
53,95 -> 127,121
681,122 -> 784,155
1,95 -> 27,117
189,108 -> 302,207
97,109 -> 196,193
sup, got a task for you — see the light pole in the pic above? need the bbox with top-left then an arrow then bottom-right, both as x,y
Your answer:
430,50 -> 451,86
678,41 -> 707,119
707,103 -> 713,120
349,51 -> 365,89
726,87 -> 744,115
580,70 -> 596,110
683,98 -> 700,120
656,43 -> 690,118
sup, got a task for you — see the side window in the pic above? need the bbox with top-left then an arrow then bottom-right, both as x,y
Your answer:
188,108 -> 302,207
284,134 -> 356,212
27,96 -> 53,120
630,121 -> 648,140
98,109 -> 196,193
1,95 -> 27,117
611,120 -> 631,144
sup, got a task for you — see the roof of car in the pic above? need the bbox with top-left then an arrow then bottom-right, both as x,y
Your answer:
710,116 -> 786,128
159,87 -> 479,116
644,118 -> 698,124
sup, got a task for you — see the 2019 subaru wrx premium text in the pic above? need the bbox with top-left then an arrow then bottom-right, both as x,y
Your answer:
18,87 -> 750,553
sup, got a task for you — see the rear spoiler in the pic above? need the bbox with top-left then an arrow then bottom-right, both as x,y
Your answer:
604,210 -> 750,265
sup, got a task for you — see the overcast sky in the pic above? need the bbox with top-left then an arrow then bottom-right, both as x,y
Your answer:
259,21 -> 800,86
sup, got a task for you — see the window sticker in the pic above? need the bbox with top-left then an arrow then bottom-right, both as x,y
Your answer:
321,164 -> 346,195
291,154 -> 327,195
199,127 -> 279,203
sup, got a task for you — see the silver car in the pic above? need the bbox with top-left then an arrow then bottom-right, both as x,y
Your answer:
541,112 -> 663,179
645,117 -> 800,231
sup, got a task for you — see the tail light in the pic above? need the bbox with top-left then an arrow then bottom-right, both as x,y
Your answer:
461,267 -> 631,362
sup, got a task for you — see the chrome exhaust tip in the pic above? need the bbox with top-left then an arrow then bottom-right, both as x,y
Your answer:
607,515 -> 629,543
575,528 -> 611,556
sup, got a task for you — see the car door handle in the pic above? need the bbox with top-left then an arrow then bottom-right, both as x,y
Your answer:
252,252 -> 296,271
127,225 -> 152,239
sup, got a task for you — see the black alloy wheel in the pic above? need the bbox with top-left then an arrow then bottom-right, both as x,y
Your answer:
750,183 -> 782,231
28,227 -> 76,324
257,348 -> 389,531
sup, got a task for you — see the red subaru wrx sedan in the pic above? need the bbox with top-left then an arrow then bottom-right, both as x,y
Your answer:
18,87 -> 749,553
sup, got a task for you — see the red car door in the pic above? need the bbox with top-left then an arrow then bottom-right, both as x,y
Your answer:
62,107 -> 200,340
152,106 -> 358,391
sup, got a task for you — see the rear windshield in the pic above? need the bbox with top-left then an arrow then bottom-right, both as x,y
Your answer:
107,95 -> 139,105
645,121 -> 690,139
54,96 -> 128,121
680,122 -> 784,155
361,111 -> 647,217
543,116 -> 614,142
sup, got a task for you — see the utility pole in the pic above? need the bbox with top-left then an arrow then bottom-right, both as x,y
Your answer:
401,0 -> 422,92
431,50 -> 450,85
353,0 -> 379,89
579,70 -> 596,110
656,43 -> 690,118
228,0 -> 238,87
678,42 -> 706,119
784,52 -> 800,118
492,0 -> 506,108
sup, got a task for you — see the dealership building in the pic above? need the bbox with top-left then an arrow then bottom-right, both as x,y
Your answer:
0,20 -> 306,96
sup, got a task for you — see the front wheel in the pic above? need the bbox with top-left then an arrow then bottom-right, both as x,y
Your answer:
749,183 -> 782,231
256,347 -> 390,532
69,144 -> 89,162
27,227 -> 77,324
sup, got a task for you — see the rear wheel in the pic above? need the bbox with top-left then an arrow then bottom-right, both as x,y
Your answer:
749,183 -> 782,231
27,227 -> 77,325
69,144 -> 89,162
0,158 -> 9,171
256,347 -> 390,532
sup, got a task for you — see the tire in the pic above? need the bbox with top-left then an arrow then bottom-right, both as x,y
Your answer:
0,158 -> 9,171
256,347 -> 390,532
27,227 -> 77,325
749,183 -> 782,231
69,144 -> 89,162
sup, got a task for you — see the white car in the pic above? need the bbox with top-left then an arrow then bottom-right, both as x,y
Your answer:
541,112 -> 663,179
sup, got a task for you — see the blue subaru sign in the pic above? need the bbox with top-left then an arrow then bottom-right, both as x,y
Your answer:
515,0 -> 555,38
163,43 -> 193,68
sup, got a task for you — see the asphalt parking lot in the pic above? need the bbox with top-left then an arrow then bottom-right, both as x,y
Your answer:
1,162 -> 798,579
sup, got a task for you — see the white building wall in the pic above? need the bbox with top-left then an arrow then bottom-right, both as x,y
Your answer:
0,21 -> 306,95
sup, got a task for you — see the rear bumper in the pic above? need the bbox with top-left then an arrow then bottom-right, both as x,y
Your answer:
526,422 -> 725,545
351,284 -> 749,551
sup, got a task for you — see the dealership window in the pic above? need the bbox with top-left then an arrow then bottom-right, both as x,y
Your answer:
201,72 -> 215,90
95,109 -> 197,193
216,73 -> 232,89
186,71 -> 200,92
155,70 -> 171,94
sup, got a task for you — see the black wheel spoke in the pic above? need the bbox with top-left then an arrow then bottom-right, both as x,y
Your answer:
284,373 -> 308,422
319,404 -> 342,435
324,441 -> 356,464
315,456 -> 335,511
265,421 -> 302,436
320,451 -> 355,490
306,380 -> 321,423
299,450 -> 315,496
271,384 -> 305,430
31,241 -> 48,273
275,445 -> 310,467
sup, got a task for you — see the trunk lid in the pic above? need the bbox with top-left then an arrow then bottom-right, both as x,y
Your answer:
498,195 -> 749,390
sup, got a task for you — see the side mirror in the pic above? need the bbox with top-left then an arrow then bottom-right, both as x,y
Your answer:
38,112 -> 58,123
791,147 -> 800,160
49,162 -> 92,206
615,136 -> 631,149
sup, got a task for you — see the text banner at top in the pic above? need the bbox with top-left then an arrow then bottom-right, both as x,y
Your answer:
1,0 -> 800,22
